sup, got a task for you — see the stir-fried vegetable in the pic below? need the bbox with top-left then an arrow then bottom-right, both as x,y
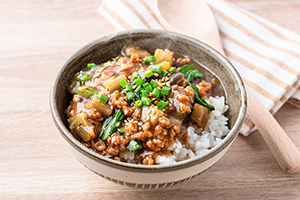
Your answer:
127,140 -> 143,152
176,63 -> 214,111
154,49 -> 173,65
176,63 -> 195,74
101,110 -> 124,140
189,83 -> 215,111
85,96 -> 113,117
68,112 -> 97,142
66,46 -> 226,165
68,74 -> 81,95
191,103 -> 210,129
103,75 -> 128,92
185,69 -> 205,82
76,71 -> 90,82
77,86 -> 99,98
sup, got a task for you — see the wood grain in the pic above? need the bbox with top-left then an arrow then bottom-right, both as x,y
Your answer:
1,0 -> 300,199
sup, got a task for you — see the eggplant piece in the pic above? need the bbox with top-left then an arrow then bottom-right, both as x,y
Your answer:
68,112 -> 97,142
168,72 -> 186,86
191,103 -> 210,130
68,74 -> 80,95
85,96 -> 113,117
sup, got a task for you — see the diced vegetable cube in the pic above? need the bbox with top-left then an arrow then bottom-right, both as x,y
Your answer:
191,103 -> 210,130
85,96 -> 113,117
141,105 -> 166,126
103,75 -> 128,92
68,112 -> 97,142
157,61 -> 171,71
154,49 -> 173,65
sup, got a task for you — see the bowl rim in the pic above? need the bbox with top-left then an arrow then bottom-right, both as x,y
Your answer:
50,29 -> 247,173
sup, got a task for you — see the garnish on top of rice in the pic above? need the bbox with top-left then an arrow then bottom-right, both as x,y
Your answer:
66,44 -> 229,165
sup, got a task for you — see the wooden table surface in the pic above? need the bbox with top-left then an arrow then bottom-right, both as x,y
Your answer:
1,0 -> 300,199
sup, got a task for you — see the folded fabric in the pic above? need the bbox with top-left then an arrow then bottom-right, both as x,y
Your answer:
98,0 -> 300,136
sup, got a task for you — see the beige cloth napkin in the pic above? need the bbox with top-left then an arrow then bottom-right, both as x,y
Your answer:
98,0 -> 300,136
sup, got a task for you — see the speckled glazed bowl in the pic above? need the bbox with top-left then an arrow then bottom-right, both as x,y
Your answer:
50,29 -> 246,189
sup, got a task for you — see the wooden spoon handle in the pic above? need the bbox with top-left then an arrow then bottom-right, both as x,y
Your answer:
154,0 -> 300,173
246,88 -> 300,173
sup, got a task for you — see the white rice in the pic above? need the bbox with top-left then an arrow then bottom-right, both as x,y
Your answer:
155,96 -> 229,165
119,96 -> 229,165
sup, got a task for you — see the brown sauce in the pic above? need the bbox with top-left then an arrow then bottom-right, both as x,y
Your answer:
66,46 -> 227,165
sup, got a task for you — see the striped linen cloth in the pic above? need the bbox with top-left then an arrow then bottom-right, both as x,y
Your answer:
98,0 -> 300,136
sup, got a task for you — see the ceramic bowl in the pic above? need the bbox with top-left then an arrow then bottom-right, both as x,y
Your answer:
50,29 -> 247,189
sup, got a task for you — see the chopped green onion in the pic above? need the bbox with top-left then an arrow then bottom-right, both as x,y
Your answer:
152,65 -> 162,74
162,108 -> 167,113
143,59 -> 150,65
160,95 -> 166,101
145,70 -> 153,78
87,63 -> 96,69
132,71 -> 139,79
150,80 -> 158,88
156,100 -> 166,109
76,71 -> 90,82
117,127 -> 125,134
125,84 -> 133,92
135,100 -> 142,107
161,70 -> 168,77
151,88 -> 160,98
133,77 -> 144,86
145,85 -> 153,93
164,101 -> 169,106
141,90 -> 148,97
161,86 -> 171,95
134,85 -> 142,94
149,55 -> 156,62
125,54 -> 131,58
126,92 -> 135,101
168,67 -> 176,74
143,82 -> 150,88
119,79 -> 128,88
99,94 -> 108,103
127,140 -> 143,152
141,97 -> 151,106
